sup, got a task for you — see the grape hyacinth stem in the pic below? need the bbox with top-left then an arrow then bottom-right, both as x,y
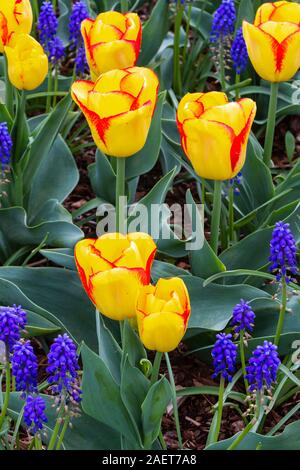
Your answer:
263,82 -> 279,167
0,353 -> 11,431
239,332 -> 249,391
219,42 -> 226,91
115,157 -> 126,234
165,353 -> 183,449
56,415 -> 70,450
274,278 -> 287,347
48,402 -> 64,450
213,376 -> 225,443
210,180 -> 222,253
235,73 -> 241,100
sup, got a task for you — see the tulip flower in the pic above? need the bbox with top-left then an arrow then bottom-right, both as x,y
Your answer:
243,1 -> 300,167
81,11 -> 142,79
0,0 -> 33,53
243,1 -> 300,83
71,67 -> 159,158
176,91 -> 257,181
4,34 -> 48,90
136,277 -> 191,353
75,232 -> 157,321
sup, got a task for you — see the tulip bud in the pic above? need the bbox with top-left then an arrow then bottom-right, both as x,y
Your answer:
81,11 -> 142,79
243,1 -> 300,82
4,34 -> 48,91
0,0 -> 33,53
136,278 -> 191,353
176,91 -> 256,180
71,67 -> 159,157
75,233 -> 157,321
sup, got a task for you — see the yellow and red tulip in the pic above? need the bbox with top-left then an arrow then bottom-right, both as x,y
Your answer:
176,92 -> 257,181
136,277 -> 191,353
0,0 -> 32,53
243,1 -> 300,82
71,67 -> 159,157
75,232 -> 157,321
81,11 -> 142,79
4,33 -> 48,90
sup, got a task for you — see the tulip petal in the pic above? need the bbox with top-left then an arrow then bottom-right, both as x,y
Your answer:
123,13 -> 141,41
87,91 -> 135,118
103,103 -> 153,157
91,40 -> 136,75
0,0 -> 32,52
243,20 -> 300,81
93,69 -> 127,93
255,1 -> 300,25
138,311 -> 186,353
90,268 -> 144,320
177,91 -> 228,124
154,278 -> 190,323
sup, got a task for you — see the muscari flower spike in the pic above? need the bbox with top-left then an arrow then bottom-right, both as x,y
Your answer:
24,394 -> 48,434
246,341 -> 281,392
37,1 -> 58,49
47,333 -> 81,405
231,27 -> 248,74
231,299 -> 255,335
75,45 -> 88,74
48,36 -> 65,65
0,122 -> 13,169
12,340 -> 38,397
69,0 -> 89,49
212,333 -> 237,382
210,0 -> 236,43
0,305 -> 27,352
269,221 -> 298,283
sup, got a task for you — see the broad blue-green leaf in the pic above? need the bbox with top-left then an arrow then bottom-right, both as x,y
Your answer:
81,343 -> 142,448
138,0 -> 169,65
8,392 -> 120,450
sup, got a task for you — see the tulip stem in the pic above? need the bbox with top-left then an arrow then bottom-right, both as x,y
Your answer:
120,0 -> 128,13
228,185 -> 234,244
263,82 -> 279,167
46,69 -> 53,114
212,376 -> 225,443
150,352 -> 162,385
95,309 -> 101,356
165,353 -> 183,450
274,277 -> 287,347
210,180 -> 222,254
173,1 -> 184,96
115,157 -> 126,233
4,54 -> 14,117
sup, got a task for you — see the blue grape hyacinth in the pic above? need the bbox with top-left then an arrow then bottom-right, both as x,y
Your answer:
48,36 -> 65,65
24,394 -> 48,434
212,333 -> 237,382
12,340 -> 38,397
47,334 -> 81,405
231,27 -> 248,74
75,45 -> 88,74
210,0 -> 236,43
269,221 -> 298,282
231,299 -> 255,335
69,1 -> 89,49
246,341 -> 281,392
0,122 -> 13,169
37,1 -> 58,49
0,305 -> 27,351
